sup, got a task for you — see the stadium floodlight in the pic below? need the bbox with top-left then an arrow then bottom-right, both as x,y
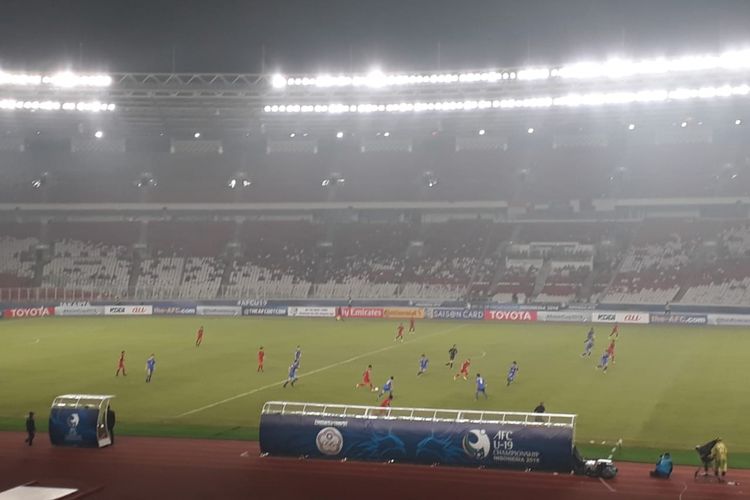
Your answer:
383,131 -> 390,137
135,172 -> 157,189
193,132 -> 201,139
336,131 -> 344,139
94,130 -> 104,139
681,121 -> 688,128
517,68 -> 551,81
423,171 -> 439,188
0,71 -> 42,86
527,127 -> 535,134
736,119 -> 743,125
30,172 -> 49,189
264,83 -> 750,115
42,72 -> 112,88
228,173 -> 252,189
628,123 -> 636,131
289,132 -> 296,138
478,129 -> 486,135
271,74 -> 287,88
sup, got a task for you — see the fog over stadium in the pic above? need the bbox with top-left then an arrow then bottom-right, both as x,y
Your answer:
1,1 -> 749,498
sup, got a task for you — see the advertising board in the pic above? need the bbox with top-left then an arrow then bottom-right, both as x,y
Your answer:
196,305 -> 241,316
428,308 -> 484,320
260,413 -> 573,472
382,307 -> 425,319
592,311 -> 649,324
287,306 -> 336,318
483,310 -> 538,322
3,306 -> 55,319
650,313 -> 707,325
242,306 -> 288,317
104,305 -> 153,316
537,311 -> 591,323
340,307 -> 384,319
708,314 -> 750,326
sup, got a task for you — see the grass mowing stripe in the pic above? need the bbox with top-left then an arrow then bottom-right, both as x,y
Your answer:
174,324 -> 468,417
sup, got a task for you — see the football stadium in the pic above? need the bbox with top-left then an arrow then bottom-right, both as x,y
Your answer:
3,1 -> 750,498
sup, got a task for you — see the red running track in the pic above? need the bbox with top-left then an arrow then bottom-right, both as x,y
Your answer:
0,432 -> 748,499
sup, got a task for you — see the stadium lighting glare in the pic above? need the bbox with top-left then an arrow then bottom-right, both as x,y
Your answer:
0,71 -> 41,86
43,72 -> 112,88
264,83 -> 750,115
94,130 -> 104,139
478,129 -> 486,135
516,68 -> 551,81
736,119 -> 743,125
289,132 -> 296,138
0,99 -> 115,112
271,74 -> 287,88
527,127 -> 535,134
336,131 -> 344,139
270,48 -> 750,91
628,123 -> 636,131
681,121 -> 688,128
383,131 -> 390,137
193,132 -> 201,139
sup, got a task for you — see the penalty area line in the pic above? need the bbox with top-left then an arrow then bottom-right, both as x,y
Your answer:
173,323 -> 469,418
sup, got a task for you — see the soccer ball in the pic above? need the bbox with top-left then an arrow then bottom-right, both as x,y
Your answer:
372,387 -> 379,392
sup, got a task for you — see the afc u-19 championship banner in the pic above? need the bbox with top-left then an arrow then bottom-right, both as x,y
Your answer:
259,414 -> 573,472
49,408 -> 100,447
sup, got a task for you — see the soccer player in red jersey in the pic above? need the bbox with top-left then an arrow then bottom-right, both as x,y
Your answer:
335,306 -> 344,321
610,323 -> 619,339
394,323 -> 405,343
377,394 -> 394,416
606,339 -> 616,364
409,317 -> 416,334
257,347 -> 265,373
356,364 -> 374,390
116,350 -> 126,377
453,358 -> 471,381
195,326 -> 204,347
380,394 -> 394,408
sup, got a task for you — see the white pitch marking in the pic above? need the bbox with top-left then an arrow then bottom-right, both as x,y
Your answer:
174,324 -> 469,417
240,451 -> 249,458
678,482 -> 688,500
598,477 -> 616,493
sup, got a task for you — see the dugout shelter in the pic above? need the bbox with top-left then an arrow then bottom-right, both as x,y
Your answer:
49,394 -> 115,448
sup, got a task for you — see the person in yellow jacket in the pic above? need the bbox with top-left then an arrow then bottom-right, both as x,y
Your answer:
710,439 -> 728,481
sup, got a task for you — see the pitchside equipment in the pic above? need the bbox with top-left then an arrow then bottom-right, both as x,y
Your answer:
49,394 -> 115,448
260,401 -> 577,472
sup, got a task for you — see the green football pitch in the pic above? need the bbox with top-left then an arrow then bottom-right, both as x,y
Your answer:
1,316 -> 748,465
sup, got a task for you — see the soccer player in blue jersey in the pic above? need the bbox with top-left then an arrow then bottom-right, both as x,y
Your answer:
293,345 -> 302,365
417,354 -> 429,376
506,361 -> 519,386
597,350 -> 610,373
377,376 -> 394,399
582,327 -> 595,357
145,354 -> 156,383
282,361 -> 299,388
475,373 -> 488,399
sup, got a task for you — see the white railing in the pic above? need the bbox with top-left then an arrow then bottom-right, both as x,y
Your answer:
261,401 -> 576,428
